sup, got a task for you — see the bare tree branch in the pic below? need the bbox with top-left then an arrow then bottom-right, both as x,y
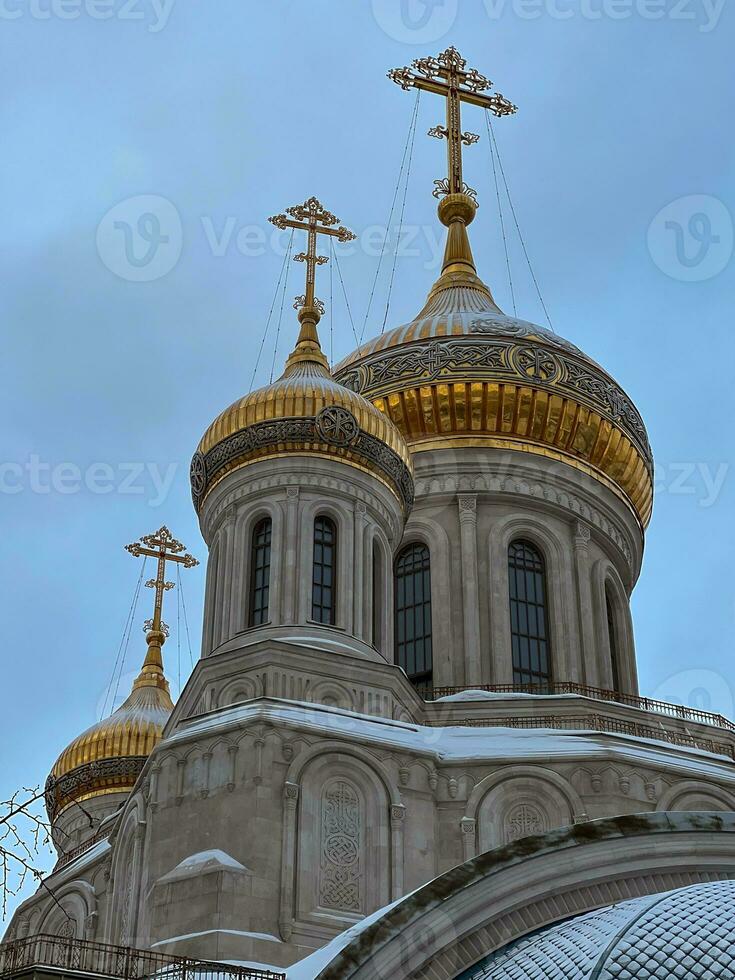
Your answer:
1,786 -> 54,921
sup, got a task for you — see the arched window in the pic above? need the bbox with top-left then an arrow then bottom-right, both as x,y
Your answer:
394,543 -> 432,687
605,584 -> 621,692
372,539 -> 383,651
248,517 -> 272,627
508,540 -> 551,689
312,516 -> 337,625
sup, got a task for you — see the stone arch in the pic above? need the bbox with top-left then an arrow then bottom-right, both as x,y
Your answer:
202,536 -> 221,656
281,744 -> 402,944
234,498 -> 284,633
299,497 -> 354,632
365,521 -> 393,657
285,741 -> 402,807
217,675 -> 259,708
395,516 -> 453,686
312,813 -> 735,980
488,513 -> 579,686
38,881 -> 95,939
107,794 -> 146,945
466,766 -> 584,856
310,680 -> 357,711
658,781 -> 735,812
592,557 -> 638,696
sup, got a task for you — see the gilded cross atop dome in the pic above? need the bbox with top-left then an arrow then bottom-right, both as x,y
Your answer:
389,45 -> 517,204
125,526 -> 198,690
269,196 -> 355,326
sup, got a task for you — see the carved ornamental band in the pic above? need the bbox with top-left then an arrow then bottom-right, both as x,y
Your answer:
334,334 -> 652,468
191,414 -> 414,514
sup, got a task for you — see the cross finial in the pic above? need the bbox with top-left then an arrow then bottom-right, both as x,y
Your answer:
269,197 -> 355,335
389,46 -> 517,208
125,526 -> 198,685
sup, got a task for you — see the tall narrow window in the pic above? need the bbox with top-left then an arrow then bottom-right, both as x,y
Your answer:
394,543 -> 432,687
312,516 -> 337,625
508,540 -> 551,689
248,517 -> 272,627
372,540 -> 383,651
605,585 -> 621,692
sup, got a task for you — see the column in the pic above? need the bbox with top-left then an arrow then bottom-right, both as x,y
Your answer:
390,804 -> 406,900
282,487 -> 300,623
458,494 -> 482,686
279,782 -> 300,942
573,521 -> 597,687
353,501 -> 367,640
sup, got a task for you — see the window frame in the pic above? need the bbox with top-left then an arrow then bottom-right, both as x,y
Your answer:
394,541 -> 433,688
248,516 -> 273,627
507,539 -> 552,690
312,515 -> 337,625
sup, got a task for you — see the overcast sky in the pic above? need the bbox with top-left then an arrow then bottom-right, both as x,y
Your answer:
1,0 -> 733,922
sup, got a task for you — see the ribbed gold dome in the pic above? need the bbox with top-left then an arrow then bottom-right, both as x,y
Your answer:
191,316 -> 414,514
45,633 -> 173,821
334,194 -> 653,528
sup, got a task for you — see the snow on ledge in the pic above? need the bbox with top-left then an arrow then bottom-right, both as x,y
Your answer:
158,849 -> 251,882
152,928 -> 283,947
435,690 -> 578,702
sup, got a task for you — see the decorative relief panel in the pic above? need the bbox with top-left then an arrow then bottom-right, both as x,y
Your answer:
504,803 -> 548,843
319,780 -> 363,913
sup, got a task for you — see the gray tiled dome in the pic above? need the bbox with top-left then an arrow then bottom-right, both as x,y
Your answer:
461,879 -> 735,980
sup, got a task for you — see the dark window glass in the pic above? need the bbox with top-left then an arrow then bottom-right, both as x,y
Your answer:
508,540 -> 551,690
372,540 -> 383,651
312,516 -> 337,625
394,543 -> 432,687
248,518 -> 272,627
606,586 -> 621,692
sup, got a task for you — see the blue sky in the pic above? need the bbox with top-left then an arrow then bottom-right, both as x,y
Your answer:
1,0 -> 733,920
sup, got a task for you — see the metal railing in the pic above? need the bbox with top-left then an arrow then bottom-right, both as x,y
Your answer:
420,682 -> 735,732
429,712 -> 735,760
0,935 -> 284,980
54,831 -> 111,872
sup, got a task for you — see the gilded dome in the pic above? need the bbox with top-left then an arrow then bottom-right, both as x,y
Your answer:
45,634 -> 173,821
334,195 -> 653,527
191,317 -> 414,514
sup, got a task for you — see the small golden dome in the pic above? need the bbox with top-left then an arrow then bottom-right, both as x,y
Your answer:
334,195 -> 653,528
191,315 -> 414,514
45,633 -> 173,821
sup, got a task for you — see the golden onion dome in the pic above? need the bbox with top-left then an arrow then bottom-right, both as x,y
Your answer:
334,194 -> 653,528
45,632 -> 173,822
190,313 -> 414,514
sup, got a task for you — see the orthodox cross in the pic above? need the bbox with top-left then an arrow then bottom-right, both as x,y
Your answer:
125,526 -> 198,637
389,46 -> 517,202
269,197 -> 355,322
